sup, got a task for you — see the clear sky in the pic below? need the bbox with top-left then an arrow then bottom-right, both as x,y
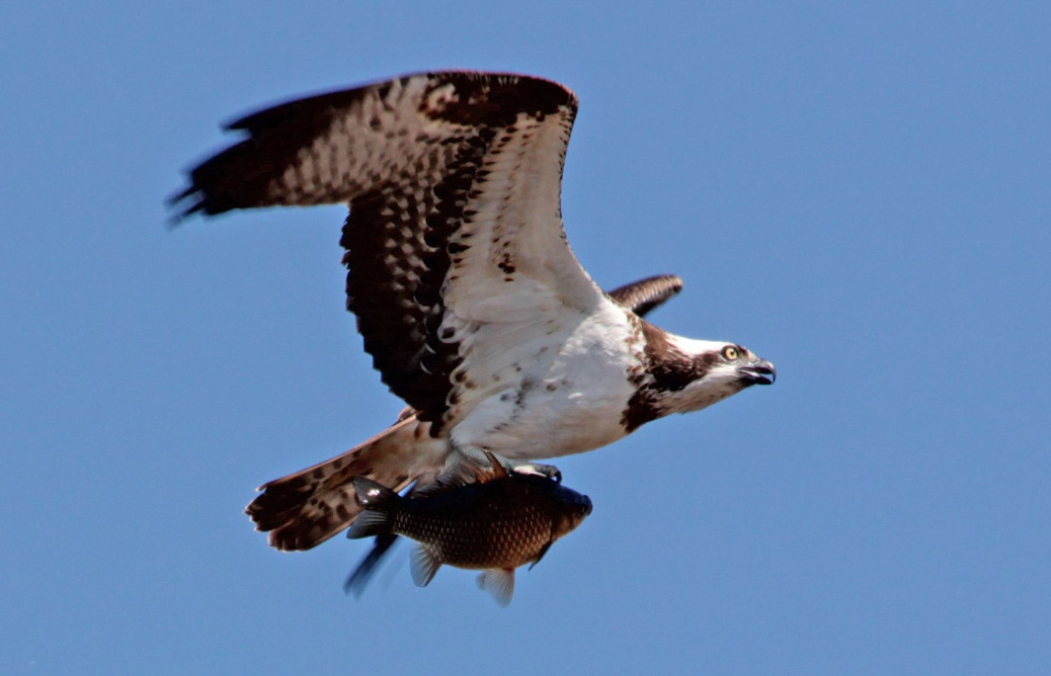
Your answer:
2,2 -> 1049,674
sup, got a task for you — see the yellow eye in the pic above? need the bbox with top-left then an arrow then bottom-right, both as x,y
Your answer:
723,346 -> 739,360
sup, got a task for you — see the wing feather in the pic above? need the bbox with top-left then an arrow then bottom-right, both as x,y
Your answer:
171,71 -> 610,432
607,275 -> 684,318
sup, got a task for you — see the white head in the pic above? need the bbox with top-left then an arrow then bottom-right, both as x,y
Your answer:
622,327 -> 775,432
659,335 -> 776,414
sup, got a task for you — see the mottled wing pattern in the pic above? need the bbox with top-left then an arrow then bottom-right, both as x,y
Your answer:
172,71 -> 609,434
607,274 -> 684,318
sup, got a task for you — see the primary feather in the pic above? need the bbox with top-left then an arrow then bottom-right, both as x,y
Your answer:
171,71 -> 775,551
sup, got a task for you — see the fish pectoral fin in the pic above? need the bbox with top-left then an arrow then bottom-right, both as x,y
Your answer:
410,546 -> 442,588
528,541 -> 555,571
477,568 -> 515,607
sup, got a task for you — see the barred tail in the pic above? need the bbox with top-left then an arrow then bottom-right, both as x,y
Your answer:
245,415 -> 445,551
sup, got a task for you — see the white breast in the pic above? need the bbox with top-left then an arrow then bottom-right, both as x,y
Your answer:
449,302 -> 638,460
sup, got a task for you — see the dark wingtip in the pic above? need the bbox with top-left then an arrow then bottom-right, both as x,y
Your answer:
607,274 -> 684,319
163,183 -> 207,228
165,184 -> 196,207
164,201 -> 202,228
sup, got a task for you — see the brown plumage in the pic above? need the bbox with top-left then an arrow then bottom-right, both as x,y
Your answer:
171,71 -> 579,434
171,71 -> 775,555
607,274 -> 683,318
245,274 -> 681,552
243,416 -> 438,550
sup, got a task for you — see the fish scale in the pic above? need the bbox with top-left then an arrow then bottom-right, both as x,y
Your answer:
399,505 -> 551,568
346,460 -> 592,605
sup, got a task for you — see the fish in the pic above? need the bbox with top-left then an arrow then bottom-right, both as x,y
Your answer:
344,452 -> 592,606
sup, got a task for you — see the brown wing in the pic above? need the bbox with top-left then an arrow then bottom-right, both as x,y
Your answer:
607,274 -> 684,318
171,72 -> 605,432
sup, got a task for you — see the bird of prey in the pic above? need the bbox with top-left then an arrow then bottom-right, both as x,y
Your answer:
170,70 -> 776,552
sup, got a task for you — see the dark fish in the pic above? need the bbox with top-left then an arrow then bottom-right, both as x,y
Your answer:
345,453 -> 592,606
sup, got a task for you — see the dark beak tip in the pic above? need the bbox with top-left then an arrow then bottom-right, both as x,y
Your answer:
739,361 -> 776,386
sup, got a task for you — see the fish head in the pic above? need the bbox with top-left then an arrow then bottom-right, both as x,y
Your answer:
552,487 -> 593,537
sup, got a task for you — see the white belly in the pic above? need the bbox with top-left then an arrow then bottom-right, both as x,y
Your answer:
449,309 -> 638,460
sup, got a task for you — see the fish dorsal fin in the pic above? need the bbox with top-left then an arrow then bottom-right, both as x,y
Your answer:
410,546 -> 442,588
528,541 -> 554,571
482,451 -> 509,479
477,568 -> 515,607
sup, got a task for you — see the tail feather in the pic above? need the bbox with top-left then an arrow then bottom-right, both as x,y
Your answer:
245,415 -> 445,551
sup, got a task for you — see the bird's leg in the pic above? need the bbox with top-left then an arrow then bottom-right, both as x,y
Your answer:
510,462 -> 562,483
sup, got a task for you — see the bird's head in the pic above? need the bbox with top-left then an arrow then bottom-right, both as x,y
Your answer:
650,335 -> 776,416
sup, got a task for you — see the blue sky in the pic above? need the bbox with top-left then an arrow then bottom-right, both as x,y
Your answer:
2,1 -> 1049,674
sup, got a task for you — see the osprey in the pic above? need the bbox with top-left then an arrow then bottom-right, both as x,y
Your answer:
170,71 -> 776,551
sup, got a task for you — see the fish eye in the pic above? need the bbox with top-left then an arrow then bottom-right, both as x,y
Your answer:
722,346 -> 739,361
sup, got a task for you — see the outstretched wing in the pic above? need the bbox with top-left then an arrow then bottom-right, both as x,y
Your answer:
171,71 -> 611,433
607,275 -> 683,318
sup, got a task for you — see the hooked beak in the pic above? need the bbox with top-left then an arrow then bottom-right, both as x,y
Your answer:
737,359 -> 776,386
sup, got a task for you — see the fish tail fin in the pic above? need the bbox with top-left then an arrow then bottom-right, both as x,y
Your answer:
345,477 -> 400,539
244,415 -> 445,551
477,568 -> 516,607
343,533 -> 400,597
